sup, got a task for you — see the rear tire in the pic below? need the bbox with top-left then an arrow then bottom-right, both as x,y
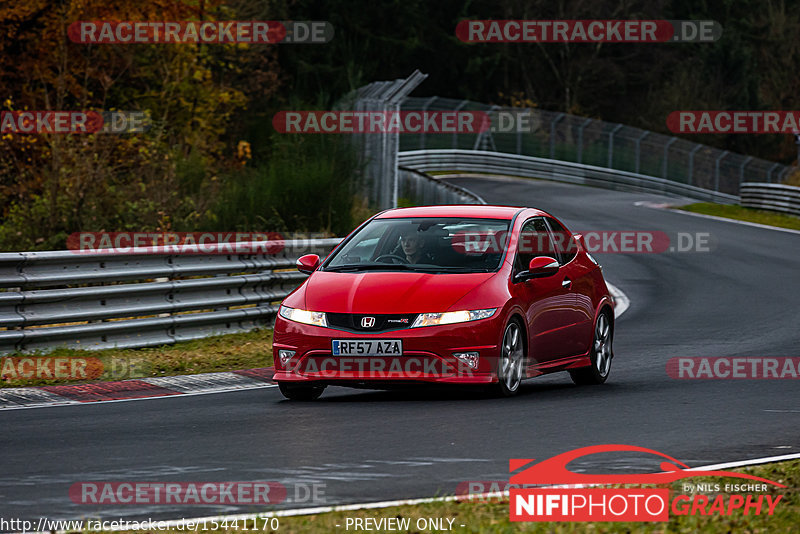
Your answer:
278,383 -> 326,401
570,311 -> 613,385
493,320 -> 525,397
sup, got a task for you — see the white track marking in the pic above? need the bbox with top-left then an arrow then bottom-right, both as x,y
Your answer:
683,452 -> 800,472
606,282 -> 630,318
636,201 -> 800,236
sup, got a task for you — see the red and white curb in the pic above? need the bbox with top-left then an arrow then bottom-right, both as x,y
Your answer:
0,368 -> 275,411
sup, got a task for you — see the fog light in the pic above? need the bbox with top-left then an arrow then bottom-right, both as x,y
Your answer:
453,351 -> 480,369
279,350 -> 296,365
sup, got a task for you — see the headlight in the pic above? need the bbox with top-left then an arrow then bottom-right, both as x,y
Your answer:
279,305 -> 328,327
411,308 -> 496,328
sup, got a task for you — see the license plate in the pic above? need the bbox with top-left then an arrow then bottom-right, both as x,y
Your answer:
332,339 -> 403,356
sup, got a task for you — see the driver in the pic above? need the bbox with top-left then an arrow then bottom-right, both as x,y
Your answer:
398,227 -> 434,264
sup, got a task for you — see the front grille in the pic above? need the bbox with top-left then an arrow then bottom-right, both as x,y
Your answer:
326,313 -> 418,333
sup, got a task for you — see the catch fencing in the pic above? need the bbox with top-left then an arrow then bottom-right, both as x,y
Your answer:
345,71 -> 429,209
398,96 -> 795,198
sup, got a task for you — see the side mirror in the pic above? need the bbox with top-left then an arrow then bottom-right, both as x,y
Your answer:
296,254 -> 320,274
514,256 -> 559,282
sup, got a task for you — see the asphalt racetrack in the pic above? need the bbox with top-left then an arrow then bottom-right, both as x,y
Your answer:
2,175 -> 799,521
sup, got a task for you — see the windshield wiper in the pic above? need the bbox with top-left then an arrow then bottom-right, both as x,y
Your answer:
430,266 -> 494,273
324,263 -> 420,272
324,264 -> 493,273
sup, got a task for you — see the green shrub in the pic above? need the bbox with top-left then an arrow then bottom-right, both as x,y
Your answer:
205,134 -> 360,235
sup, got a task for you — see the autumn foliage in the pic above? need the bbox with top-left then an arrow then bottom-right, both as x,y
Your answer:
0,0 -> 281,250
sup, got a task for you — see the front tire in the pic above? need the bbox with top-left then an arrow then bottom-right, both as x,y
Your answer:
278,383 -> 326,401
493,321 -> 525,397
570,311 -> 613,385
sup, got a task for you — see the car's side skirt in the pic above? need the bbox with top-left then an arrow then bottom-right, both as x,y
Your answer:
525,352 -> 592,377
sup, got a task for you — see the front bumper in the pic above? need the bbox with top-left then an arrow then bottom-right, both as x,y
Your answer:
272,315 -> 502,385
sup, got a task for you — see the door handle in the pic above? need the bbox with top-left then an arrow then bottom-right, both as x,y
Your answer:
562,278 -> 572,289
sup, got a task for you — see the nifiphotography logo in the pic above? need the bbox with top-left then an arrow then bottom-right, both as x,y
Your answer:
509,445 -> 785,522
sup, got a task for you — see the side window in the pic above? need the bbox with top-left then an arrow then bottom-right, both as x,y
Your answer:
515,218 -> 556,273
546,218 -> 577,265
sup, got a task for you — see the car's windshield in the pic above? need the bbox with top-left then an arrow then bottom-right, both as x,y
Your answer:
325,217 -> 511,273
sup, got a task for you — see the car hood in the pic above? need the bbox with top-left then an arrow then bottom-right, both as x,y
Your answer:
299,270 -> 495,314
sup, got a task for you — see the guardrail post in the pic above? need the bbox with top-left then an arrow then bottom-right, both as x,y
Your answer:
714,151 -> 729,192
662,137 -> 677,179
419,96 -> 439,150
518,108 -> 531,155
740,156 -> 753,185
778,166 -> 792,184
419,96 -> 436,150
550,113 -> 565,159
635,131 -> 648,174
577,118 -> 592,164
452,99 -> 468,150
608,124 -> 623,168
767,162 -> 779,183
687,144 -> 701,185
473,105 -> 499,151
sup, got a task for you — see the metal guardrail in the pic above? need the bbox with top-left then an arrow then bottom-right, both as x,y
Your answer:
398,166 -> 485,205
398,149 -> 739,204
0,239 -> 341,354
740,183 -> 800,216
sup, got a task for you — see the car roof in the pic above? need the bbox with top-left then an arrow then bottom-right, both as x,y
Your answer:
374,205 -> 545,220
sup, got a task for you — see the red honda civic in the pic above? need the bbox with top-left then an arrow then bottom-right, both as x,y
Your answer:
272,205 -> 614,400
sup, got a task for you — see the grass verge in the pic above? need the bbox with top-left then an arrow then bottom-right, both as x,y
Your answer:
0,329 -> 272,388
677,203 -> 800,231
